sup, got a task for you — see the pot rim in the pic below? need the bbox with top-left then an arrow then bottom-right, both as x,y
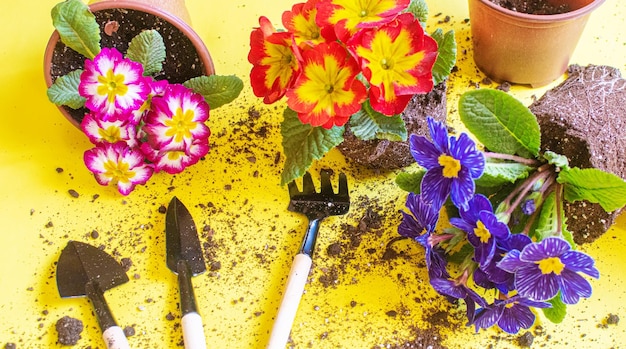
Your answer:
44,0 -> 215,90
476,0 -> 606,22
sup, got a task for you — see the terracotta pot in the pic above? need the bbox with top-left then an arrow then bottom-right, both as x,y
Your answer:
44,0 -> 215,128
468,0 -> 605,87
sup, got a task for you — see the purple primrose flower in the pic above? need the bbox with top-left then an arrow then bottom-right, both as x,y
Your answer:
450,194 -> 511,268
474,233 -> 532,294
409,117 -> 485,211
473,295 -> 551,334
497,237 -> 600,304
430,270 -> 488,324
398,193 -> 448,278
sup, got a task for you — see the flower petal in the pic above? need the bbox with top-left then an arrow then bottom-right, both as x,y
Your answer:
515,265 -> 559,302
520,237 -> 571,262
452,133 -> 485,179
409,134 -> 441,170
420,168 -> 451,209
498,304 -> 535,334
559,269 -> 593,304
450,167 -> 475,210
560,250 -> 600,278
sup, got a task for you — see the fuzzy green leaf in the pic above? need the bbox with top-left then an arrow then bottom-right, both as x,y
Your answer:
542,294 -> 567,324
126,30 -> 166,76
558,167 -> 626,212
281,108 -> 344,185
406,0 -> 429,27
395,170 -> 425,193
532,191 -> 560,241
475,160 -> 531,187
47,69 -> 85,109
349,101 -> 407,141
544,151 -> 569,170
430,29 -> 457,85
51,0 -> 100,59
459,89 -> 540,158
183,75 -> 243,109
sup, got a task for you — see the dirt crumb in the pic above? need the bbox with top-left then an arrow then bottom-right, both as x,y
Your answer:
56,316 -> 83,346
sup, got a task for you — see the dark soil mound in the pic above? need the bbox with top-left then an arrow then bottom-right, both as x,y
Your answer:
530,64 -> 626,243
337,82 -> 447,169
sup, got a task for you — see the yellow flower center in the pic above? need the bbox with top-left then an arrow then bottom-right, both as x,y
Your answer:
97,68 -> 129,103
380,58 -> 391,70
474,220 -> 491,244
98,126 -> 123,143
103,159 -> 135,184
165,107 -> 196,143
438,154 -> 461,178
537,257 -> 565,275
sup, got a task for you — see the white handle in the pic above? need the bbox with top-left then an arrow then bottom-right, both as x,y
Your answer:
266,253 -> 313,349
102,326 -> 130,349
182,312 -> 207,349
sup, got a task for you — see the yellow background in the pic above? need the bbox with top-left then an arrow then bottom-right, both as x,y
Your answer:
1,0 -> 625,348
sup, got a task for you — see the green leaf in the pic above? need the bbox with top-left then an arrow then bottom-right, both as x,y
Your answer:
558,167 -> 626,212
183,75 -> 243,109
475,159 -> 532,187
544,151 -> 569,170
281,108 -> 344,185
406,0 -> 429,27
532,191 -> 560,241
349,101 -> 407,141
47,69 -> 86,109
395,170 -> 425,193
126,30 -> 166,76
459,89 -> 540,158
542,294 -> 567,324
51,0 -> 101,59
430,29 -> 457,85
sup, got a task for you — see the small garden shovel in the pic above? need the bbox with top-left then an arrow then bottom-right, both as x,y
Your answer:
56,240 -> 130,349
166,196 -> 207,349
267,170 -> 350,349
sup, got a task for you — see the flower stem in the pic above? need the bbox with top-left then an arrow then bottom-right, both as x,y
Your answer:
484,152 -> 541,166
504,164 -> 553,217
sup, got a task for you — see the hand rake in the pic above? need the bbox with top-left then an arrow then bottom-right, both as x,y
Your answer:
266,170 -> 350,349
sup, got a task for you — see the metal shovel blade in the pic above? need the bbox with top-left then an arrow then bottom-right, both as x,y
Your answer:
56,241 -> 129,298
166,196 -> 206,276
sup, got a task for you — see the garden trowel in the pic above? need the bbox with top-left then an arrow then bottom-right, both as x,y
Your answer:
56,240 -> 130,349
166,196 -> 207,349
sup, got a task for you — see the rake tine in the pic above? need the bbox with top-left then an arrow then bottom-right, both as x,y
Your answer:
287,180 -> 301,198
301,172 -> 316,194
338,173 -> 348,196
319,170 -> 334,194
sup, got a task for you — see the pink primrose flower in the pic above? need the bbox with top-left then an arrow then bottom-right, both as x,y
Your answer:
83,142 -> 154,196
79,47 -> 151,121
141,138 -> 209,174
81,112 -> 139,148
142,84 -> 210,151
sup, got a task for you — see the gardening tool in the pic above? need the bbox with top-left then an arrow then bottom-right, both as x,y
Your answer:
56,240 -> 130,349
166,196 -> 207,349
267,170 -> 350,349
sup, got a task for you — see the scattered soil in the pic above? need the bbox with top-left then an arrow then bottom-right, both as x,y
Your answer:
530,65 -> 626,243
606,313 -> 620,325
338,82 -> 448,169
55,316 -> 83,346
488,0 -> 571,15
48,7 -> 208,124
517,331 -> 534,347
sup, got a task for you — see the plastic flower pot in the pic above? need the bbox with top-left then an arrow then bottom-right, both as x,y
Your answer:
43,0 -> 215,128
468,0 -> 605,87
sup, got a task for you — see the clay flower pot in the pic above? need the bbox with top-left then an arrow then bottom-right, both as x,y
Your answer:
468,0 -> 605,87
44,0 -> 215,128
